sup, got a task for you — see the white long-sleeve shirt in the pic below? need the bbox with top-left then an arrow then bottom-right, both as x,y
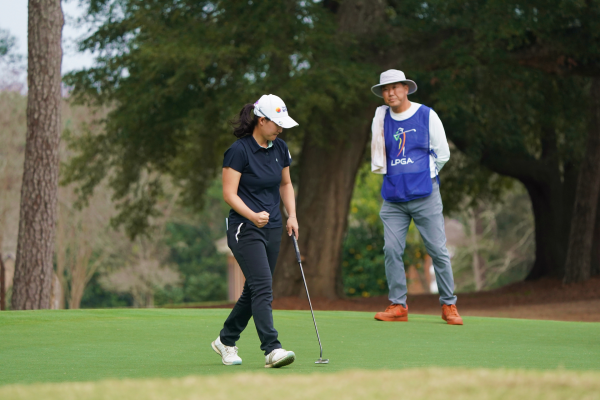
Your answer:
371,102 -> 450,178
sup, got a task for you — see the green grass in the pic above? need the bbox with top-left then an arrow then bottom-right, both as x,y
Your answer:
0,309 -> 599,387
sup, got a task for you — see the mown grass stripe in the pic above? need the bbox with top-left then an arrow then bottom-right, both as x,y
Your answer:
2,369 -> 600,400
0,309 -> 598,386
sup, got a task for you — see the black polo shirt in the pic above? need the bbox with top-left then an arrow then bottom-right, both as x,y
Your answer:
223,135 -> 292,229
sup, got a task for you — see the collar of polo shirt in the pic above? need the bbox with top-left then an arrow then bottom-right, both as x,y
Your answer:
250,136 -> 274,152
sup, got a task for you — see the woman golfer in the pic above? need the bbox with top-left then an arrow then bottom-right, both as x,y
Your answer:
211,94 -> 299,368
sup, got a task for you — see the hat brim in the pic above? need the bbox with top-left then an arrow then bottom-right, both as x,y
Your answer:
272,115 -> 299,129
371,80 -> 418,98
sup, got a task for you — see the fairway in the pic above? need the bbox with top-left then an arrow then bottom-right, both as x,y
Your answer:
0,308 -> 599,386
3,369 -> 600,400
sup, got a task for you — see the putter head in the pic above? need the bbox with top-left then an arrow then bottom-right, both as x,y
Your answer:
315,358 -> 329,364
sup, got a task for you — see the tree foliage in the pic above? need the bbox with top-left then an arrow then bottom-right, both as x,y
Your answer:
64,0 -> 600,290
64,0 -> 376,239
342,163 -> 427,298
0,28 -> 17,59
388,0 -> 590,175
383,0 -> 596,278
156,178 -> 230,305
0,28 -> 25,90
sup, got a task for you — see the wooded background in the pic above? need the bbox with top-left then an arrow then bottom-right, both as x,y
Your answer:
1,0 -> 598,309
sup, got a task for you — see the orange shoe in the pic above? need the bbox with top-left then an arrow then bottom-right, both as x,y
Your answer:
442,304 -> 463,325
374,304 -> 408,321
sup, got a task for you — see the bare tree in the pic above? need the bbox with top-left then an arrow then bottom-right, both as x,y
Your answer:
99,184 -> 182,307
0,254 -> 5,310
0,92 -> 27,309
101,257 -> 180,308
11,0 -> 64,309
452,186 -> 535,291
469,207 -> 486,292
56,198 -> 107,309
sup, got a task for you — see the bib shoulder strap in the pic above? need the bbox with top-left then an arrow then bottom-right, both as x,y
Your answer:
414,105 -> 431,149
383,107 -> 393,137
416,104 -> 431,124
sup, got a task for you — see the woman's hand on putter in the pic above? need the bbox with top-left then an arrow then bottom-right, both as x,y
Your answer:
287,216 -> 299,239
253,211 -> 270,228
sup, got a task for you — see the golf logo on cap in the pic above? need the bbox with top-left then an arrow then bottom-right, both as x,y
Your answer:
253,94 -> 299,128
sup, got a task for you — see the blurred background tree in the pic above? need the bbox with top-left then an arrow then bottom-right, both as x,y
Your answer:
1,94 -> 229,309
60,0 -> 599,300
11,0 -> 64,310
2,0 -> 599,308
450,184 -> 535,291
0,28 -> 25,91
154,178 -> 230,306
62,0 -> 381,299
342,159 -> 535,297
342,163 -> 427,298
386,0 -> 595,281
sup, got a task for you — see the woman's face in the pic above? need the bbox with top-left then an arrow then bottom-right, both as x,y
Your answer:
257,117 -> 283,141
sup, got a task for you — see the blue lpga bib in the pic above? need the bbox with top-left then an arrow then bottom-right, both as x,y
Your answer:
382,105 -> 436,202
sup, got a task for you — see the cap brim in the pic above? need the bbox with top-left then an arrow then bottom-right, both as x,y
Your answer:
272,115 -> 299,129
371,80 -> 418,98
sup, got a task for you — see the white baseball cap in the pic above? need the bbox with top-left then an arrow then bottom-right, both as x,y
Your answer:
253,94 -> 299,129
371,69 -> 418,98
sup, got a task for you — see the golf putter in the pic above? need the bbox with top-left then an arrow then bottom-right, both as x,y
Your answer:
291,231 -> 329,364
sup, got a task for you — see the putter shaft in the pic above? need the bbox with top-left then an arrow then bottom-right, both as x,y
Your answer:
291,233 -> 327,362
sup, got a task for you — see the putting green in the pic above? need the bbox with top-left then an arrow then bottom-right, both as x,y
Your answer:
0,309 -> 598,386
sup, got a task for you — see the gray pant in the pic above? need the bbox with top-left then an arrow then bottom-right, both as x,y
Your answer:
380,180 -> 457,306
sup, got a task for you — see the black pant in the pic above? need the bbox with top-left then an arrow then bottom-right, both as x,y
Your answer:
220,222 -> 282,355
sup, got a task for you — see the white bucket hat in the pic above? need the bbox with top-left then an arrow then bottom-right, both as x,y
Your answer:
371,69 -> 418,98
253,94 -> 299,129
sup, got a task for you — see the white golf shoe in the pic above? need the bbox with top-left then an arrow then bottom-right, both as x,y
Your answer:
211,336 -> 242,365
265,348 -> 296,368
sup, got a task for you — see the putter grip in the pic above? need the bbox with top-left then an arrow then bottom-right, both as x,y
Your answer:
291,232 -> 302,263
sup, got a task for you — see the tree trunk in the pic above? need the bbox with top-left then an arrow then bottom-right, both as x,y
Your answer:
591,193 -> 600,277
273,0 -> 386,299
473,122 -> 578,281
68,234 -> 93,309
564,78 -> 600,283
11,0 -> 63,310
470,207 -> 485,291
0,253 -> 5,310
49,272 -> 62,309
523,178 -> 575,279
273,123 -> 371,299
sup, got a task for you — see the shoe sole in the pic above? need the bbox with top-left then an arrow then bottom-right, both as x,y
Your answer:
442,315 -> 464,325
211,341 -> 242,365
374,315 -> 408,322
265,351 -> 296,368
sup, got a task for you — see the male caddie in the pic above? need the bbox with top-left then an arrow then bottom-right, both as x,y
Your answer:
370,69 -> 463,325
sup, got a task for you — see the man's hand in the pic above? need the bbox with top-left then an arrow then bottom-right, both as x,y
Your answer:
252,211 -> 270,228
286,216 -> 299,238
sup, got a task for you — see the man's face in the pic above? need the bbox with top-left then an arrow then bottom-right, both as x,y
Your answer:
381,82 -> 409,108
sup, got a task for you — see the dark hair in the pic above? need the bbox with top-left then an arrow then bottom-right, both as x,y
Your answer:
231,103 -> 260,138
